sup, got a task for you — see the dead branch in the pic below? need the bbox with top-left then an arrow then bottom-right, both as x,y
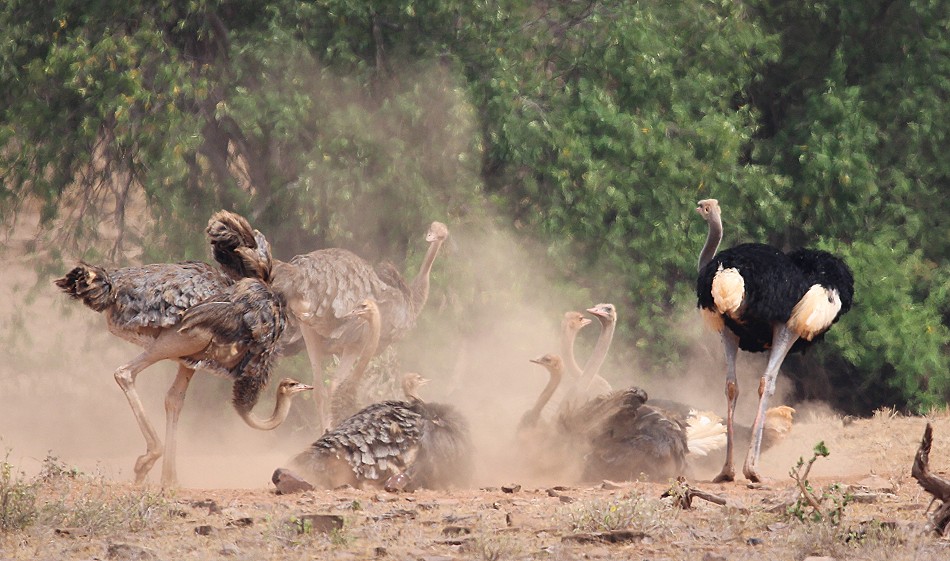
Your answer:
662,478 -> 727,509
911,423 -> 950,535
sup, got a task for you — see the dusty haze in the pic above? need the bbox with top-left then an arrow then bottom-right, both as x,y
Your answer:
0,62 -> 838,490
1,208 -> 831,490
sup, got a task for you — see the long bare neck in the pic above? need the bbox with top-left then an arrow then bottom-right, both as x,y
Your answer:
410,238 -> 444,312
524,364 -> 563,427
578,319 -> 615,393
698,212 -> 723,272
238,393 -> 296,430
560,325 -> 583,379
332,309 -> 382,420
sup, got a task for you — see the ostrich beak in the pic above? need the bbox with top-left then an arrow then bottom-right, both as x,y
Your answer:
290,382 -> 314,394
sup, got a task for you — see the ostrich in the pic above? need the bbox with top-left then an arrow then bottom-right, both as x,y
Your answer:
213,220 -> 449,431
527,354 -> 689,482
55,211 -> 313,487
696,198 -> 853,482
329,299 -> 382,426
274,371 -> 473,492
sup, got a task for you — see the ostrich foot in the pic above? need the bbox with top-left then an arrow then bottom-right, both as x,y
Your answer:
743,463 -> 763,483
133,450 -> 162,485
712,465 -> 735,483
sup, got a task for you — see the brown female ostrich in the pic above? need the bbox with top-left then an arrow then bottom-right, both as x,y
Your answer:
696,198 -> 853,482
274,371 -> 472,492
55,211 -> 312,487
213,220 -> 449,431
329,299 -> 382,426
527,353 -> 689,482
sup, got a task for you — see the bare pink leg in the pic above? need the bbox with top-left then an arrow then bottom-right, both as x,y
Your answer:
713,329 -> 740,483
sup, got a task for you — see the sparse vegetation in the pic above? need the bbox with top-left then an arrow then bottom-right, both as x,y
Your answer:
0,452 -> 38,532
0,451 -> 170,536
566,493 -> 669,534
787,442 -> 853,525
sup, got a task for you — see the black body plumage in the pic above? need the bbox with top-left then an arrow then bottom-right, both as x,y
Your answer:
696,243 -> 853,353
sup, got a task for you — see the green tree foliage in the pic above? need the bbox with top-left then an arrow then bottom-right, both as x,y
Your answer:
0,0 -> 946,411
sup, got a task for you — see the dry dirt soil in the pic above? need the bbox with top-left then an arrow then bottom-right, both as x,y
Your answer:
3,411 -> 950,561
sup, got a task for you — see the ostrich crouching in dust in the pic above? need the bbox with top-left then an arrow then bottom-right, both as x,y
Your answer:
274,372 -> 472,493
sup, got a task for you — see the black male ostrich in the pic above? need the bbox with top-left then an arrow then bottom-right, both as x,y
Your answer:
696,198 -> 853,482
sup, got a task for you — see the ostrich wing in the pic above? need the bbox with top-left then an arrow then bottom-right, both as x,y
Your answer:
177,279 -> 285,378
303,400 -> 425,482
282,248 -> 414,347
108,262 -> 229,329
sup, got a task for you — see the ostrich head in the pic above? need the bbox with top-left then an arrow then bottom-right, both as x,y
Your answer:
695,198 -> 721,222
343,299 -> 380,320
562,311 -> 592,334
401,372 -> 430,400
529,353 -> 562,370
275,378 -> 315,399
426,221 -> 450,243
586,303 -> 617,326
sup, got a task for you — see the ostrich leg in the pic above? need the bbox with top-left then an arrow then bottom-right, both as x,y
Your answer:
300,327 -> 330,433
161,365 -> 195,487
113,330 -> 210,484
743,323 -> 799,482
713,329 -> 741,483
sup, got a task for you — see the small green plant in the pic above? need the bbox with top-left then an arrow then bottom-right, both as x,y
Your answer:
0,453 -> 38,532
787,441 -> 852,525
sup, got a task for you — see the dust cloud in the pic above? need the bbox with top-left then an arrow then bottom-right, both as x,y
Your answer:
0,59 -> 816,491
0,211 -> 807,489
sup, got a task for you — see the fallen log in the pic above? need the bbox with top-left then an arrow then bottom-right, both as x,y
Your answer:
910,423 -> 950,535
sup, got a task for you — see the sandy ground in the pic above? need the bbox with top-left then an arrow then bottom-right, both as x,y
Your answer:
3,402 -> 950,560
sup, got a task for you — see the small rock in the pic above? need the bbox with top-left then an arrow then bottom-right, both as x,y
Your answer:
442,525 -> 472,536
220,543 -> 241,557
501,484 -> 521,493
505,512 -> 515,527
288,514 -> 344,534
194,525 -> 213,536
546,488 -> 559,497
746,537 -> 764,546
106,543 -> 157,561
419,556 -> 455,561
192,499 -> 221,514
600,480 -> 622,490
702,553 -> 727,561
227,517 -> 254,527
273,469 -> 314,495
559,495 -> 574,503
562,530 -> 649,544
374,546 -> 388,557
853,475 -> 895,494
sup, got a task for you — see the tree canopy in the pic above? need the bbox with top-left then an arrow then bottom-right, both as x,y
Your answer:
1,0 -> 947,413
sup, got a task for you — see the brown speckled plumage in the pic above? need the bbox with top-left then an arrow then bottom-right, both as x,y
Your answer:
54,210 -> 304,487
281,377 -> 472,491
